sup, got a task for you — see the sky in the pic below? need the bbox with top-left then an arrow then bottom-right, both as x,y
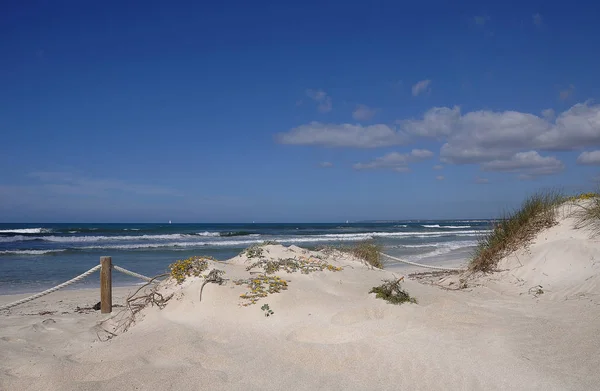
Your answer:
1,1 -> 600,223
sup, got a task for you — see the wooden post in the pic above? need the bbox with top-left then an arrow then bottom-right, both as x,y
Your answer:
100,256 -> 112,314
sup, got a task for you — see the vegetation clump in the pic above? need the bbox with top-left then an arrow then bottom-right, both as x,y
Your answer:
567,192 -> 598,202
571,191 -> 600,236
234,275 -> 289,306
349,240 -> 384,269
370,279 -> 417,305
246,256 -> 343,274
261,304 -> 274,317
169,256 -> 214,284
470,191 -> 564,273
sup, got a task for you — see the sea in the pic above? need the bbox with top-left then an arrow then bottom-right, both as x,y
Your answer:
0,221 -> 492,294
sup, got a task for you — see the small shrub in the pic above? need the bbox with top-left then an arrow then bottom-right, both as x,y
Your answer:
234,275 -> 289,306
350,240 -> 383,269
169,256 -> 214,284
261,240 -> 279,246
244,244 -> 264,259
246,257 -> 343,274
370,279 -> 417,305
261,304 -> 274,317
470,191 -> 564,273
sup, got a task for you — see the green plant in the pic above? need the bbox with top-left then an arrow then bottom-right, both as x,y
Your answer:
244,244 -> 265,259
261,304 -> 274,317
370,279 -> 417,305
470,190 -> 564,272
571,191 -> 600,237
169,256 -> 214,284
246,257 -> 343,274
261,240 -> 279,246
349,240 -> 383,269
233,275 -> 289,306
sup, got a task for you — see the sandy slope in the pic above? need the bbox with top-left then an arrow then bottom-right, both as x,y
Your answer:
1,219 -> 600,391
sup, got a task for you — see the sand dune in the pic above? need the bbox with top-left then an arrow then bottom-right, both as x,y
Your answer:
2,211 -> 600,390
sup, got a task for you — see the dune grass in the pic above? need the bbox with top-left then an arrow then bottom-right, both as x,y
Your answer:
470,191 -> 565,273
350,240 -> 384,269
571,191 -> 600,236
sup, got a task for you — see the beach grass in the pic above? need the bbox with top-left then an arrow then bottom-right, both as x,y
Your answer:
350,240 -> 384,269
470,190 -> 564,272
571,191 -> 600,236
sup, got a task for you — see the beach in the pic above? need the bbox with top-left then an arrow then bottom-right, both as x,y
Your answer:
2,205 -> 600,390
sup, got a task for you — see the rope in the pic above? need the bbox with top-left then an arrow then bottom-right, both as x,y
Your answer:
380,252 -> 465,271
113,265 -> 155,283
0,265 -> 102,311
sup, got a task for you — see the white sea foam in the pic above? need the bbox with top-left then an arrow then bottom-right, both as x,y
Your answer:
443,225 -> 471,229
422,224 -> 442,228
196,231 -> 221,237
0,249 -> 66,255
41,234 -> 193,243
0,235 -> 38,243
0,228 -> 50,234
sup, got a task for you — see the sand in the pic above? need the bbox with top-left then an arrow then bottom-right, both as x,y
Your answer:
2,211 -> 600,390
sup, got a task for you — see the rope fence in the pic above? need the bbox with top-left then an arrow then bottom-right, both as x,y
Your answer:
380,252 -> 465,272
0,261 -> 157,312
0,264 -> 102,311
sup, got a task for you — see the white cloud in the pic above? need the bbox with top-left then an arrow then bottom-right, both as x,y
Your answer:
481,151 -> 564,177
533,13 -> 543,28
306,89 -> 332,113
474,177 -> 490,184
541,108 -> 555,119
319,161 -> 334,168
401,106 -> 460,138
577,151 -> 600,165
435,175 -> 445,181
353,149 -> 433,171
402,102 -> 600,164
276,122 -> 408,148
433,164 -> 444,170
352,104 -> 379,121
412,80 -> 431,96
559,84 -> 574,101
278,101 -> 600,178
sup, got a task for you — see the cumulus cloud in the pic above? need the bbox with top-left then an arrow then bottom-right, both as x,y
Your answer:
402,102 -> 600,164
577,151 -> 600,165
541,108 -> 555,119
435,175 -> 445,181
433,164 -> 444,170
481,151 -> 564,177
474,177 -> 490,184
278,101 -> 600,178
352,104 -> 379,121
306,89 -> 332,113
533,13 -> 543,28
319,161 -> 334,168
353,149 -> 433,171
276,122 -> 408,148
412,80 -> 431,96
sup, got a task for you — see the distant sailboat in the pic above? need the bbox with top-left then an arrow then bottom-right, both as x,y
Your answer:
346,220 -> 349,224
169,220 -> 172,224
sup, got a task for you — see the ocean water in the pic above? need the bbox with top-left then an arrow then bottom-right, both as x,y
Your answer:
0,222 -> 491,294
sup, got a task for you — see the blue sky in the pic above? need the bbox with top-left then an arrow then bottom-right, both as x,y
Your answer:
1,1 -> 600,222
